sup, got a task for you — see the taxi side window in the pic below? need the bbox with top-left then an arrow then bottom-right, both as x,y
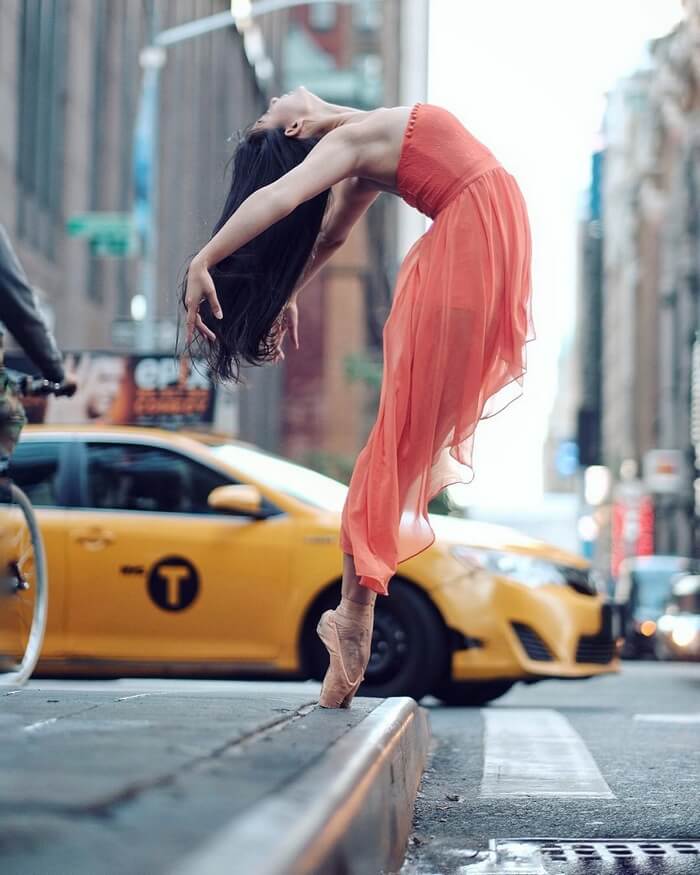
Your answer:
8,441 -> 68,506
85,443 -> 235,514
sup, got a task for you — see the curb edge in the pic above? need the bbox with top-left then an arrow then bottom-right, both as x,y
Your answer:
170,696 -> 430,875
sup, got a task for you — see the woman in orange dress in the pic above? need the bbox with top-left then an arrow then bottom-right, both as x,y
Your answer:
182,87 -> 535,709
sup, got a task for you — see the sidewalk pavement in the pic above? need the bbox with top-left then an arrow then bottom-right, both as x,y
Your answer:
0,685 -> 429,875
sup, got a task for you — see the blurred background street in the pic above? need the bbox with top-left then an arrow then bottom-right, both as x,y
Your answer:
0,0 -> 696,563
1,1 -> 699,872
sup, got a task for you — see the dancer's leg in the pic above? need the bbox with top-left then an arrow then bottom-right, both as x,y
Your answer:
341,552 -> 375,604
317,553 -> 376,707
335,553 -> 377,677
335,552 -> 375,674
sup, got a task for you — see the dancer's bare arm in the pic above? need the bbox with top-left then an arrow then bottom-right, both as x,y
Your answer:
290,176 -> 380,301
185,125 -> 364,342
270,176 -> 379,357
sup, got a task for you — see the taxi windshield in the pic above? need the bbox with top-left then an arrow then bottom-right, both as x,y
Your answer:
632,569 -> 677,611
210,443 -> 348,512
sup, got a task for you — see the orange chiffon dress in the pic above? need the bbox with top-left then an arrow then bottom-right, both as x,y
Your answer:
339,102 -> 536,596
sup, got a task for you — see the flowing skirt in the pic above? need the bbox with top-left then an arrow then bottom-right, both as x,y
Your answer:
339,166 -> 536,596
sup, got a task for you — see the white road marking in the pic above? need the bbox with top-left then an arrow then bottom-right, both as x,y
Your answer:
115,693 -> 151,701
24,718 -> 153,734
634,713 -> 700,724
23,717 -> 59,733
479,708 -> 614,798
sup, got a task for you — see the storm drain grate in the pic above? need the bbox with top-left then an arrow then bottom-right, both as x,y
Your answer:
520,839 -> 700,875
436,840 -> 700,874
535,839 -> 700,868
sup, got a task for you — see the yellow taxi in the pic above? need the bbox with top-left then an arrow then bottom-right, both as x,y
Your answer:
8,425 -> 619,705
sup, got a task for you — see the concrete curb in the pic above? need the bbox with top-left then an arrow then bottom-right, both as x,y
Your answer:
170,697 -> 430,875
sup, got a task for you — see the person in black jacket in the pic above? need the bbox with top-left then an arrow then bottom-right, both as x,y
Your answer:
0,224 -> 68,460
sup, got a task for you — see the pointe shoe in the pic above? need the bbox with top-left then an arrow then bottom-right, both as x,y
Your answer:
316,609 -> 368,709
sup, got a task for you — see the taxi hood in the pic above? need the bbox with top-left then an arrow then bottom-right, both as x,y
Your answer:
426,513 -> 589,569
313,509 -> 589,570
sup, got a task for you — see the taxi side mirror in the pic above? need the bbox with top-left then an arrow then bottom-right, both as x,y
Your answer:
208,484 -> 263,516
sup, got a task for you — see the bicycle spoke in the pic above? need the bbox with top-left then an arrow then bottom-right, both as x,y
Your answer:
16,594 -> 32,635
0,485 -> 46,685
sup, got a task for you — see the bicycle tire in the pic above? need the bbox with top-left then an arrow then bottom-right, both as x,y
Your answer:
0,484 -> 48,687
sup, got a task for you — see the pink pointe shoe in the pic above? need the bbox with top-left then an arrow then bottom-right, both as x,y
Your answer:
316,609 -> 368,709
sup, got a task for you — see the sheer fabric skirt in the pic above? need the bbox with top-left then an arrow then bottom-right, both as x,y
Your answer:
339,166 -> 536,596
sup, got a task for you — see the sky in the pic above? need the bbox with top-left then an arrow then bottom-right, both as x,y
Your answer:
427,0 -> 684,509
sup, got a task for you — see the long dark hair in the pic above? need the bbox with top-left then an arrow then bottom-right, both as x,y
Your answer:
180,126 -> 331,384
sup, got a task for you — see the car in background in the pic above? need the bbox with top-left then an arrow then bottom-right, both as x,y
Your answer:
615,554 -> 700,658
4,425 -> 619,705
656,574 -> 700,661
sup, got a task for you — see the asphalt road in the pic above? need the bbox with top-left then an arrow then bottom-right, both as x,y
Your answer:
402,661 -> 700,874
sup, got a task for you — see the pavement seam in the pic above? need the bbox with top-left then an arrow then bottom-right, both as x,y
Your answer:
2,699 -> 319,820
21,702 -> 104,733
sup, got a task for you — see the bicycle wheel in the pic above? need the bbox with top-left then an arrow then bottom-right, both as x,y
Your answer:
0,483 -> 48,686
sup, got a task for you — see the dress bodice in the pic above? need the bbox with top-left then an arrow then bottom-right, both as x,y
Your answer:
396,103 -> 503,219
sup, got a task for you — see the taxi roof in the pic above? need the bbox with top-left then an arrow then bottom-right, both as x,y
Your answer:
21,423 -> 255,450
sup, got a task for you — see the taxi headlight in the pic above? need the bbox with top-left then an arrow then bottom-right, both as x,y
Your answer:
637,619 -> 657,637
657,613 -> 675,633
671,620 -> 698,648
450,545 -> 568,588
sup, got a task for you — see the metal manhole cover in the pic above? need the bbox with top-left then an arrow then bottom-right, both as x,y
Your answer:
451,839 -> 700,873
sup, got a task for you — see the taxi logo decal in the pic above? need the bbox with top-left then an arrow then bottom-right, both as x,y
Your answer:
147,556 -> 199,612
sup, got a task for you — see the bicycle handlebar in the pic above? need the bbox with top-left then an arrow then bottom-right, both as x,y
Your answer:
18,376 -> 77,398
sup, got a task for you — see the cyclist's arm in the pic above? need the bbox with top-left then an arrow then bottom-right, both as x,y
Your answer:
0,226 -> 65,383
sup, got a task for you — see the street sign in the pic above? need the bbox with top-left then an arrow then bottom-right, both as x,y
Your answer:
111,318 -> 178,351
643,448 -> 685,494
67,212 -> 138,258
111,319 -> 138,349
67,212 -> 135,236
555,439 -> 579,477
90,233 -> 138,257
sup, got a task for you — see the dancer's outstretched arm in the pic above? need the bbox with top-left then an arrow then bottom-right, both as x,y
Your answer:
185,125 -> 363,342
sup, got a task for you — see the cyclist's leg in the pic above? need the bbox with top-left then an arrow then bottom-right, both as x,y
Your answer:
0,368 -> 27,464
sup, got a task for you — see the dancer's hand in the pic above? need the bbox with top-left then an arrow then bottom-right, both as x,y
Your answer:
285,299 -> 299,351
185,257 -> 222,344
272,300 -> 299,363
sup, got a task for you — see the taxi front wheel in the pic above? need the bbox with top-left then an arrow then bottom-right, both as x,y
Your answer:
305,579 -> 447,702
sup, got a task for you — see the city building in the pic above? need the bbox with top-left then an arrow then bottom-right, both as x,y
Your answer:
1,0 -> 429,469
573,5 -> 700,573
1,0 -> 280,445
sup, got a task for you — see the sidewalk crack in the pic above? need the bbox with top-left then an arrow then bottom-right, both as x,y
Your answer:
2,700 -> 318,820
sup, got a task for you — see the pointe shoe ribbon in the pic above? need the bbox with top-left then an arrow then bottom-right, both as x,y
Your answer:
317,610 -> 366,709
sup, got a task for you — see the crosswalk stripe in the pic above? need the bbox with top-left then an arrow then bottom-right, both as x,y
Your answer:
479,708 -> 614,798
634,713 -> 700,724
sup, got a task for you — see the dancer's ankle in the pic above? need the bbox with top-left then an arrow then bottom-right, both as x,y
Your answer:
336,593 -> 375,621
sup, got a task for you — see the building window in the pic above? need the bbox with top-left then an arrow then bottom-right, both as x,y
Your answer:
16,0 -> 68,259
353,0 -> 381,32
309,2 -> 337,32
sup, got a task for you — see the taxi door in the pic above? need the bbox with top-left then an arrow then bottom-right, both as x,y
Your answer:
4,438 -> 71,658
64,439 -> 293,668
